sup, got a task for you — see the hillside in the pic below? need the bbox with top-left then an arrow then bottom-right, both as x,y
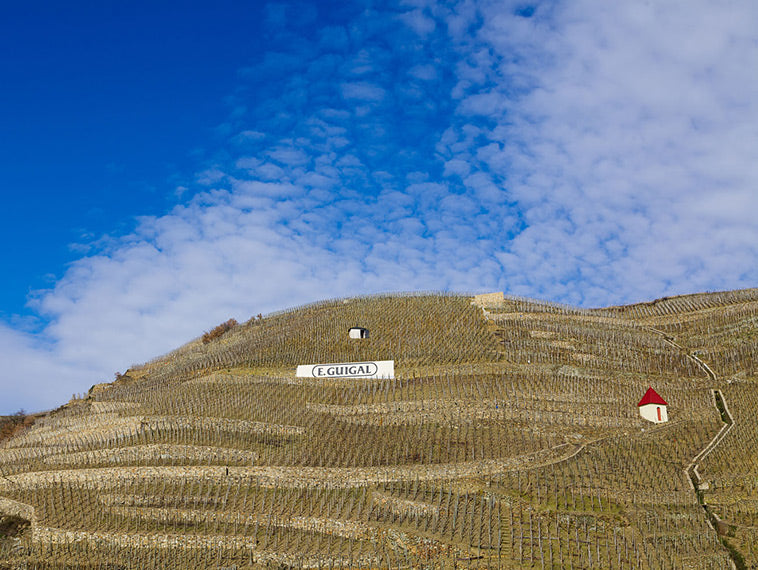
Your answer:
1,290 -> 757,568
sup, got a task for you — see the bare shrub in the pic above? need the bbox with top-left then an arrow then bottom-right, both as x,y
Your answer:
0,410 -> 34,443
202,318 -> 239,344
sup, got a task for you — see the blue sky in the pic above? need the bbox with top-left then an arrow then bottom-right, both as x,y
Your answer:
2,0 -> 757,413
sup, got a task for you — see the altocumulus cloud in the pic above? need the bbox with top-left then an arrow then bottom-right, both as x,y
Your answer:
2,0 -> 758,413
443,0 -> 758,304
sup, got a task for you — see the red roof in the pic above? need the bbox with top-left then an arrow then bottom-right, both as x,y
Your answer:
638,387 -> 668,407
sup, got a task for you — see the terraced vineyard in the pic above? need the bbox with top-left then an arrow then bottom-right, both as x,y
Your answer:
1,290 -> 757,568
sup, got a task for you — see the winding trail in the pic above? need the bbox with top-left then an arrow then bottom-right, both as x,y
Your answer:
0,442 -> 583,492
30,525 -> 379,569
686,390 -> 733,489
649,327 -> 718,382
646,327 -> 733,488
647,326 -> 738,568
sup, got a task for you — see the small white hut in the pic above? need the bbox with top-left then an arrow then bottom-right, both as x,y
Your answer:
348,327 -> 369,339
638,387 -> 668,423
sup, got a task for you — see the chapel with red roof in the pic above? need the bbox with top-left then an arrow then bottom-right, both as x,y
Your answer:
638,387 -> 668,423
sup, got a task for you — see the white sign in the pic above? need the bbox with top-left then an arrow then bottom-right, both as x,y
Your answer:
296,360 -> 395,379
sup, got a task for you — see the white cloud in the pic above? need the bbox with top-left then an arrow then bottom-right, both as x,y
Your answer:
398,8 -> 436,37
3,0 -> 758,413
340,81 -> 387,102
445,0 -> 758,305
0,323 -> 98,413
408,64 -> 437,81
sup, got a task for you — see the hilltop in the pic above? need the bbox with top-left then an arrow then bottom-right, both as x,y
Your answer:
1,290 -> 757,568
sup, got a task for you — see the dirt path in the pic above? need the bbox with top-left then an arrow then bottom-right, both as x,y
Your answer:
308,398 -> 636,428
644,328 -> 731,489
649,327 -> 718,382
645,327 -> 738,568
686,389 -> 734,490
42,444 -> 259,467
5,415 -> 305,450
0,443 -> 582,491
106,505 -> 374,540
31,525 -> 377,569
